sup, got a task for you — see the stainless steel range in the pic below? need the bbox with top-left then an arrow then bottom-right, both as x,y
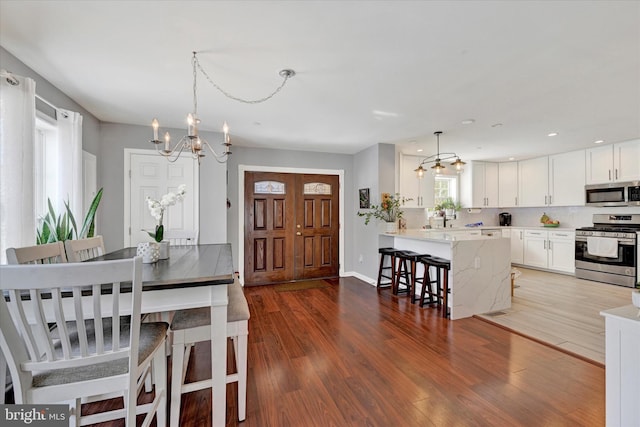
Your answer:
575,214 -> 640,287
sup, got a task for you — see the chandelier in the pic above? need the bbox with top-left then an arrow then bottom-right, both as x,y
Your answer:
414,131 -> 466,177
151,51 -> 296,164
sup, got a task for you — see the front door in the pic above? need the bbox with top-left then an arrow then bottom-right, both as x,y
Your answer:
244,172 -> 339,285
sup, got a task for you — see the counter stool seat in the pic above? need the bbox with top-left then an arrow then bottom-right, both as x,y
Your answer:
419,255 -> 451,318
394,250 -> 428,298
377,248 -> 403,290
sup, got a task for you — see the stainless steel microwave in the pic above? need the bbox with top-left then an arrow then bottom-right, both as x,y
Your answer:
585,181 -> 640,206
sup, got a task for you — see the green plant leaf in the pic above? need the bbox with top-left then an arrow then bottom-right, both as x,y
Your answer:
79,188 -> 103,239
156,224 -> 164,242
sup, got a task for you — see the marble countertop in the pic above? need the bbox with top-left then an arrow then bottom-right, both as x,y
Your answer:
600,304 -> 640,322
381,229 -> 506,242
427,225 -> 577,232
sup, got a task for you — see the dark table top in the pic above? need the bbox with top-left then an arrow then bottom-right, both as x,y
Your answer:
90,243 -> 234,291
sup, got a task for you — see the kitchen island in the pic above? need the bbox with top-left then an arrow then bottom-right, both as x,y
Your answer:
380,229 -> 511,320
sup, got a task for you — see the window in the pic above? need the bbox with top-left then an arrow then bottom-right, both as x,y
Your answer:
34,113 -> 59,220
434,176 -> 457,206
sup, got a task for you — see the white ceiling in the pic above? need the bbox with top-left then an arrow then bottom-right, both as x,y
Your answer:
1,1 -> 639,162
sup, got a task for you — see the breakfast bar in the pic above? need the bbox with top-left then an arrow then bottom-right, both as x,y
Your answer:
380,230 -> 511,320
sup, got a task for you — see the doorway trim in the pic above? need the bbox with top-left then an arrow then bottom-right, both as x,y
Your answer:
238,164 -> 345,285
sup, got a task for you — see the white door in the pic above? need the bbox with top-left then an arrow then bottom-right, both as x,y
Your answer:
125,150 -> 199,247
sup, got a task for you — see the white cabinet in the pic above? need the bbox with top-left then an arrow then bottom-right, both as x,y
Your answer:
548,231 -> 576,273
549,151 -> 585,206
510,228 -> 524,264
602,306 -> 640,427
523,230 -> 548,268
460,161 -> 499,208
586,139 -> 640,184
522,229 -> 575,273
519,151 -> 585,207
518,157 -> 548,207
498,162 -> 519,207
399,154 -> 434,207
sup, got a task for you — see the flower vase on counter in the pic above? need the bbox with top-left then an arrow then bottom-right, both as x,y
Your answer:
384,221 -> 398,234
158,241 -> 170,260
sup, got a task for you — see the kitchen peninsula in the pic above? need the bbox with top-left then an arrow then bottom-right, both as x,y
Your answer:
380,230 -> 511,320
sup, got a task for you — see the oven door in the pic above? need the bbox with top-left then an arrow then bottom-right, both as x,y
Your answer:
575,235 -> 636,276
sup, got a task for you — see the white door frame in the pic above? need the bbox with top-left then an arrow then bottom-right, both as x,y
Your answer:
123,148 -> 200,247
238,164 -> 345,285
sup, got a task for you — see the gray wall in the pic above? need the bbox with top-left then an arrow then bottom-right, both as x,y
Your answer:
226,145 -> 355,274
352,143 -> 396,282
99,122 -> 227,252
1,47 -> 100,156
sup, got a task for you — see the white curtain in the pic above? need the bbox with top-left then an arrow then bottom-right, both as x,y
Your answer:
57,108 -> 83,220
0,74 -> 36,264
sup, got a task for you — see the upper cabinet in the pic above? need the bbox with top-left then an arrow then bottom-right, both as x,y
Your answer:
398,154 -> 434,208
549,150 -> 586,206
518,150 -> 585,207
586,139 -> 640,184
460,161 -> 499,208
518,156 -> 548,207
498,162 -> 518,207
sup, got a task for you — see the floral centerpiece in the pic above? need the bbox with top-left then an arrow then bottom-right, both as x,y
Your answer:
145,184 -> 187,243
357,193 -> 411,231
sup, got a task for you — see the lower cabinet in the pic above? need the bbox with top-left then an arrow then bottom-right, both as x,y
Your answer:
510,228 -> 524,264
520,229 -> 575,273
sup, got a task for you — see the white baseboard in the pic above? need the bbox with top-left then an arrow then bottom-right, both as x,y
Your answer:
342,271 -> 377,286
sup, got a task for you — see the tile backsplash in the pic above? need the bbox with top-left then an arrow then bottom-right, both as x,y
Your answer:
402,205 -> 640,230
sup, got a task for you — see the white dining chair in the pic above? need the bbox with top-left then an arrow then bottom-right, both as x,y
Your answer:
3,242 -> 69,403
64,236 -> 105,262
6,241 -> 68,264
163,229 -> 199,246
169,278 -> 250,426
0,257 -> 168,427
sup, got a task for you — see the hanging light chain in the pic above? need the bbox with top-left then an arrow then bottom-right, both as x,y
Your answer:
193,53 -> 294,104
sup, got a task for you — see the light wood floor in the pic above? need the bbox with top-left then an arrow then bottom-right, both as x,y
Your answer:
476,267 -> 633,366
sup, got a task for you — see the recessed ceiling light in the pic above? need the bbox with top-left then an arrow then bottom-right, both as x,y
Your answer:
417,149 -> 423,153
548,132 -> 558,137
491,123 -> 503,128
594,139 -> 604,144
461,119 -> 475,125
509,157 -> 515,161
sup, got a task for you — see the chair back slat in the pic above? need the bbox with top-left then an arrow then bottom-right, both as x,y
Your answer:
164,229 -> 199,246
6,241 -> 67,265
0,258 -> 143,385
64,236 -> 105,262
72,287 -> 89,357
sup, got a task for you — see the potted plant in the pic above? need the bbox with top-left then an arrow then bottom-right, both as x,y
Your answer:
144,185 -> 187,260
36,188 -> 104,244
434,197 -> 461,217
357,193 -> 411,233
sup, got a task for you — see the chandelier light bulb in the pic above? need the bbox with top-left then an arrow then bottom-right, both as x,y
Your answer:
152,118 -> 159,141
164,132 -> 171,152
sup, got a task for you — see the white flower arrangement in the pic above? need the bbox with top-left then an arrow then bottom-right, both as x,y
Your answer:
145,184 -> 186,242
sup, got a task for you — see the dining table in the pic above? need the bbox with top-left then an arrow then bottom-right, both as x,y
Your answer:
90,243 -> 234,427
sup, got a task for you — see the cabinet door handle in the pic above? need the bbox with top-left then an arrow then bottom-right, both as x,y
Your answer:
544,195 -> 547,205
515,196 -> 518,206
549,195 -> 552,205
615,169 -> 618,180
609,169 -> 612,181
520,231 -> 523,239
544,240 -> 546,249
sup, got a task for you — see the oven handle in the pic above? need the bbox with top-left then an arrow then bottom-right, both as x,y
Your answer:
575,236 -> 636,245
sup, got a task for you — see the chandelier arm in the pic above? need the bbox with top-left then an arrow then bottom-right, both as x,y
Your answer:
193,54 -> 293,104
160,137 -> 191,163
201,139 -> 231,163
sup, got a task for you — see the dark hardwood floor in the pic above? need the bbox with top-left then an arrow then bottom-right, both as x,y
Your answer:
82,276 -> 605,426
